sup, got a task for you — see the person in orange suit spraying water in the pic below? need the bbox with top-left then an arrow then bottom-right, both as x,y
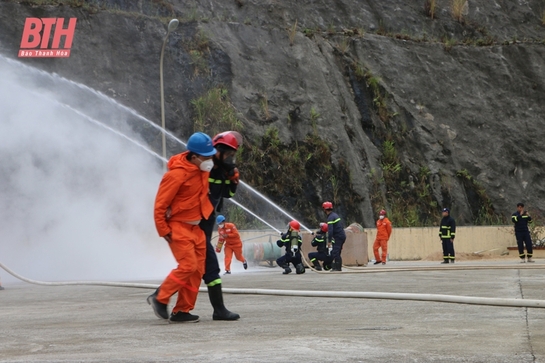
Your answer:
373,209 -> 392,265
215,215 -> 247,274
148,132 -> 216,323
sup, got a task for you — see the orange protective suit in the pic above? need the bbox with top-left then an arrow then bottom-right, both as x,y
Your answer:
373,217 -> 392,263
154,151 -> 213,314
218,222 -> 245,272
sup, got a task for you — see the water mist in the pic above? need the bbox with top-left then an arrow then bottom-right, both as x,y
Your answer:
0,57 -> 173,283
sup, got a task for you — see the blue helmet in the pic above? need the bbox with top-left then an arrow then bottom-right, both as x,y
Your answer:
187,132 -> 217,157
216,215 -> 226,224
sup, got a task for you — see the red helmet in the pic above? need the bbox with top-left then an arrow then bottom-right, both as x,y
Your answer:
319,222 -> 328,233
212,131 -> 239,151
379,209 -> 387,216
289,220 -> 301,232
322,201 -> 333,210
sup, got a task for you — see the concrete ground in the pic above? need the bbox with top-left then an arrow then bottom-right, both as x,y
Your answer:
1,260 -> 545,363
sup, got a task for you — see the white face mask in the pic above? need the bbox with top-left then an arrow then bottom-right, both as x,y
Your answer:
199,159 -> 214,172
218,223 -> 225,229
379,215 -> 385,220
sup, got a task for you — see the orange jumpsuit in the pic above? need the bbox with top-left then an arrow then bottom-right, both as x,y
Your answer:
218,222 -> 245,272
373,217 -> 392,263
154,151 -> 213,314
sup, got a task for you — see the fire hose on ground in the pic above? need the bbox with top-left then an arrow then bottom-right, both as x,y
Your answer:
2,261 -> 545,309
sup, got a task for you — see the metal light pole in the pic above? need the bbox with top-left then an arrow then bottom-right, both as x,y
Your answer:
160,18 -> 179,171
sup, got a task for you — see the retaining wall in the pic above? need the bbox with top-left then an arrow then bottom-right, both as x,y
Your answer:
235,225 -> 519,265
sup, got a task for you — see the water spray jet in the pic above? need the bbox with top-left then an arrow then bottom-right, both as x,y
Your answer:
1,55 -> 311,232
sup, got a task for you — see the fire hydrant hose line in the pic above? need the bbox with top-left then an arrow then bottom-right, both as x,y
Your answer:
2,261 -> 545,309
0,262 -> 158,289
220,288 -> 545,308
337,264 -> 545,272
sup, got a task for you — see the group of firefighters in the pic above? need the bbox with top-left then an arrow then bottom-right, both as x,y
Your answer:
146,129 -> 359,324
285,207 -> 392,273
146,129 -> 536,324
212,200 -> 350,275
146,128 -> 398,324
275,201 -> 348,274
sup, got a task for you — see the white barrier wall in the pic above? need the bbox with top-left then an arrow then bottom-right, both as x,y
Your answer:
236,225 -> 518,263
364,225 -> 516,261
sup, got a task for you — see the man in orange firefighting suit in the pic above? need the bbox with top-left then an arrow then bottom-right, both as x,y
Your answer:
373,209 -> 392,265
148,132 -> 216,323
308,222 -> 333,271
215,214 -> 247,274
276,220 -> 305,275
148,131 -> 241,321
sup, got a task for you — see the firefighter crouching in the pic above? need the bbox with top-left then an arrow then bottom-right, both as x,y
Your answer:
308,223 -> 333,271
276,220 -> 305,274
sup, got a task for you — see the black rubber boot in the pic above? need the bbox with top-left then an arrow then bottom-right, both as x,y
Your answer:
332,257 -> 342,271
295,263 -> 305,274
312,260 -> 322,271
441,259 -> 449,264
282,264 -> 292,274
207,284 -> 240,321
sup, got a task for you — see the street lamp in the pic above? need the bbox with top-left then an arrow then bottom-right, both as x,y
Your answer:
160,18 -> 179,170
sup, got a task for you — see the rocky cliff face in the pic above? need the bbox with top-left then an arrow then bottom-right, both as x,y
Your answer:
1,0 -> 544,228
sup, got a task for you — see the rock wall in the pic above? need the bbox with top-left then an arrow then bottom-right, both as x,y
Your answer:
1,0 -> 544,227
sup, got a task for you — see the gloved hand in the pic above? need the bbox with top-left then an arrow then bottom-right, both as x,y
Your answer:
227,167 -> 239,184
220,234 -> 228,239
